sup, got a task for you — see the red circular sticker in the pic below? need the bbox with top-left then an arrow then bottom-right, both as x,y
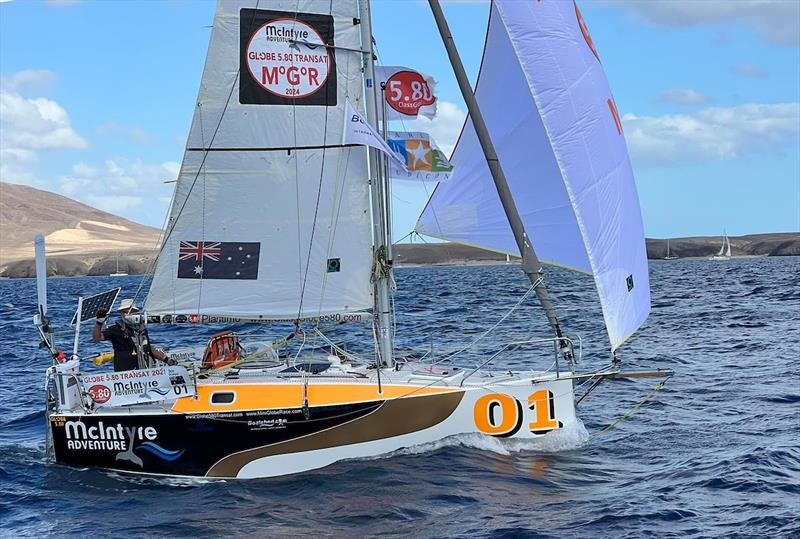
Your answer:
384,71 -> 435,117
88,384 -> 112,404
246,18 -> 331,99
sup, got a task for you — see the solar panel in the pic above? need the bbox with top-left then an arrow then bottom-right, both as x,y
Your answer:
71,288 -> 121,326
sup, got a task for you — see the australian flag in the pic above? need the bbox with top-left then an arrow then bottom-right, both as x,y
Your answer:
177,241 -> 260,280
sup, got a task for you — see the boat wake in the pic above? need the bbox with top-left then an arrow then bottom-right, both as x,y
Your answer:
375,419 -> 589,460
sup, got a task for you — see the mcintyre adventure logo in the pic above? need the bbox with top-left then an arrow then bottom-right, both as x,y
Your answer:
64,420 -> 158,451
63,420 -> 184,466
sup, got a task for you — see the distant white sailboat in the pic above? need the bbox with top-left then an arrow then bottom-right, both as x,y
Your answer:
663,239 -> 678,260
109,254 -> 128,277
709,231 -> 732,260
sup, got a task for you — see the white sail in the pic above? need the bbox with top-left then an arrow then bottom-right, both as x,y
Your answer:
725,235 -> 732,257
716,234 -> 726,257
416,1 -> 650,350
146,0 -> 373,321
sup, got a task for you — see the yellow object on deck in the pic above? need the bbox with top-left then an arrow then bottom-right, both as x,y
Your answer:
92,352 -> 114,366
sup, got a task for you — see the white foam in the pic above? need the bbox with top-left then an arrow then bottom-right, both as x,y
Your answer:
374,419 -> 590,460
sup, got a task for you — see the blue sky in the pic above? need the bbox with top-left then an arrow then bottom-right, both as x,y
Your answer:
1,0 -> 798,239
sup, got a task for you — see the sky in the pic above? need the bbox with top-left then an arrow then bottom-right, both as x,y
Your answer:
1,0 -> 798,240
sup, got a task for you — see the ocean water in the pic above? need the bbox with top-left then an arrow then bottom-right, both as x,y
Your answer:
0,257 -> 798,538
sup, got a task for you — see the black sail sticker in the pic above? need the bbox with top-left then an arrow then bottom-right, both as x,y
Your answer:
239,8 -> 337,106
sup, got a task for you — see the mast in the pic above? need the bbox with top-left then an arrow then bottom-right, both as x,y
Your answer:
359,0 -> 395,368
428,0 -> 573,364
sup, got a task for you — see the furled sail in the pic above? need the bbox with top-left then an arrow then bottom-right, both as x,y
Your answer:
416,0 -> 650,350
146,0 -> 373,322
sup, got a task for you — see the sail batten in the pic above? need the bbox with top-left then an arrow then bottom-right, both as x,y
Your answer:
146,0 -> 373,321
416,0 -> 650,350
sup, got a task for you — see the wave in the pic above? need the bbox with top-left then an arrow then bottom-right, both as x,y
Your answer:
373,419 -> 590,460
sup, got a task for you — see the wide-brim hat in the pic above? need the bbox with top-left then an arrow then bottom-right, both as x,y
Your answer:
118,299 -> 140,312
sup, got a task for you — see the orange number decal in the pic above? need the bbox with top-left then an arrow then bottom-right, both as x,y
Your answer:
528,389 -> 563,435
575,1 -> 600,62
474,394 -> 523,438
607,97 -> 623,135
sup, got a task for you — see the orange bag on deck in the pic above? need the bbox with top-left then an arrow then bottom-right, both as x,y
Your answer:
202,331 -> 242,370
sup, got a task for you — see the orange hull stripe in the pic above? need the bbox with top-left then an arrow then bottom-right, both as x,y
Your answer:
171,383 -> 461,413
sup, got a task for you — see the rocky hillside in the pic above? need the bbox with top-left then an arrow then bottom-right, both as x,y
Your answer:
645,233 -> 800,259
1,183 -> 796,278
0,182 -> 162,265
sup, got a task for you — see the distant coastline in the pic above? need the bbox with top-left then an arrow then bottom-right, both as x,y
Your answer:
1,233 -> 797,278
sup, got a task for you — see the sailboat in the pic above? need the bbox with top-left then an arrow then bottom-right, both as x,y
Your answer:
109,254 -> 128,277
663,239 -> 678,260
37,0 -> 669,479
709,231 -> 732,260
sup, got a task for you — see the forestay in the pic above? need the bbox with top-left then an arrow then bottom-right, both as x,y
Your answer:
416,0 -> 650,350
146,0 -> 373,322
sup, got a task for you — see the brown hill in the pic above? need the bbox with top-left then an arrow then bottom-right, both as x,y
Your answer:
645,233 -> 800,259
0,182 -> 162,265
0,183 -> 796,278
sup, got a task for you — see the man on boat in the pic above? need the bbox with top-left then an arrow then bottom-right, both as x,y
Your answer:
92,299 -> 171,371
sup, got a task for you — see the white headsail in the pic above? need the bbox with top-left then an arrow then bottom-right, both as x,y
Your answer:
416,1 -> 650,350
146,0 -> 373,322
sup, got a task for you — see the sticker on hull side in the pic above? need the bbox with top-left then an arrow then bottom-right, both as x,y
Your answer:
50,402 -> 381,477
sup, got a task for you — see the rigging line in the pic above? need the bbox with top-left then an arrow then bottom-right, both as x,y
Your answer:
141,1 -> 264,301
295,0 -> 336,321
431,280 -> 539,365
131,180 -> 175,307
292,0 -> 303,313
588,375 -> 672,441
196,99 -> 209,315
314,49 -> 356,325
393,230 -> 414,244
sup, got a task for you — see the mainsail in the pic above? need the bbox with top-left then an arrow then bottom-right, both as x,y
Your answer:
146,0 -> 373,321
717,232 -> 731,257
416,1 -> 650,350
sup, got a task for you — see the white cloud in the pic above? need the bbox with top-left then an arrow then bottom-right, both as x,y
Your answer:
56,159 -> 179,225
0,69 -> 57,95
0,77 -> 87,187
0,148 -> 41,187
0,70 -> 176,227
623,103 -> 800,167
59,159 -> 179,193
730,62 -> 769,79
97,123 -> 155,145
84,195 -> 144,214
657,88 -> 711,105
0,90 -> 88,151
401,101 -> 467,156
606,0 -> 800,46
